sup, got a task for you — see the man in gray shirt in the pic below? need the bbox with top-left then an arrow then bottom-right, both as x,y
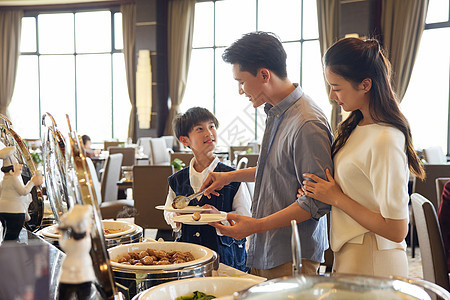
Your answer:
201,32 -> 334,279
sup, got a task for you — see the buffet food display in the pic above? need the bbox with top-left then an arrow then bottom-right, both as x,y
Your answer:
131,277 -> 262,300
108,242 -> 218,298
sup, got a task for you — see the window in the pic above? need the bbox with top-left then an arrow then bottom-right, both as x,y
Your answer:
181,0 -> 329,147
9,9 -> 131,143
400,0 -> 450,154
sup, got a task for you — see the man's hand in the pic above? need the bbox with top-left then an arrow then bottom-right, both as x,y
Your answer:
200,172 -> 232,198
209,213 -> 260,240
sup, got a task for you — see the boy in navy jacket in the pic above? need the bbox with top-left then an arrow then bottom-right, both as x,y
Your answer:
163,107 -> 251,271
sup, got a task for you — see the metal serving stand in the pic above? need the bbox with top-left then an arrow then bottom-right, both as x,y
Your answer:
64,114 -> 123,300
0,114 -> 44,232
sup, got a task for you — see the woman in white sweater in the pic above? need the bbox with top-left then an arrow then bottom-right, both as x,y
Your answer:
301,38 -> 424,277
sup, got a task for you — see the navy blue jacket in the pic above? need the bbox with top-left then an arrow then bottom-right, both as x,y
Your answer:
168,162 -> 247,271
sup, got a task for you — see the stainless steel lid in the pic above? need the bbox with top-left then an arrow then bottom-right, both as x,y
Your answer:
0,114 -> 44,232
41,112 -> 71,222
234,273 -> 450,299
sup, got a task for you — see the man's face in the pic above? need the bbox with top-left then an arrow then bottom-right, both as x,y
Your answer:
180,120 -> 217,154
232,64 -> 268,108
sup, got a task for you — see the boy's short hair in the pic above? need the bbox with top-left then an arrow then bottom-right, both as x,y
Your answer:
222,31 -> 288,79
173,107 -> 219,140
81,135 -> 91,145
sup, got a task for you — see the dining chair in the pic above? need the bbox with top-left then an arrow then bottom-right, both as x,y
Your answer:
436,178 -> 450,208
423,146 -> 447,164
229,146 -> 253,164
149,137 -> 171,165
411,193 -> 450,292
103,141 -> 124,151
413,164 -> 450,211
170,152 -> 194,168
236,157 -> 248,170
161,135 -> 175,150
133,165 -> 173,233
137,137 -> 152,165
108,146 -> 136,167
98,153 -> 134,219
237,153 -> 259,168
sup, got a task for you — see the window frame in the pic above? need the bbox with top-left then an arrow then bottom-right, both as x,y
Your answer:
19,5 -> 123,139
188,0 -> 320,144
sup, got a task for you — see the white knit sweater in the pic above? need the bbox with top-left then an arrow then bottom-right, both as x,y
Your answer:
331,123 -> 409,252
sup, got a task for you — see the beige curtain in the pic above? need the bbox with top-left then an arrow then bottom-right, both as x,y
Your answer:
381,0 -> 428,102
164,0 -> 196,136
121,3 -> 136,141
0,9 -> 23,116
316,0 -> 340,132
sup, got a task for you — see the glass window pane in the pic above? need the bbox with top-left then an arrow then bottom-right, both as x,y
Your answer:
181,49 -> 214,114
114,12 -> 123,50
192,2 -> 214,47
215,0 -> 256,47
303,0 -> 319,39
75,11 -> 111,53
20,17 -> 36,52
76,54 -> 112,140
426,0 -> 449,23
302,40 -> 331,121
284,42 -> 301,85
38,13 -> 74,54
39,55 -> 75,126
9,56 -> 40,138
113,53 -> 131,141
215,48 -> 262,147
401,27 -> 450,152
258,0 -> 301,41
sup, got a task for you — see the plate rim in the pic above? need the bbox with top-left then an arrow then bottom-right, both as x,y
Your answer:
172,213 -> 227,225
40,220 -> 137,239
155,205 -> 212,213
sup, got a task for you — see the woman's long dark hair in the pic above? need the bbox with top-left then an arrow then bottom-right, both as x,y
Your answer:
324,38 -> 424,179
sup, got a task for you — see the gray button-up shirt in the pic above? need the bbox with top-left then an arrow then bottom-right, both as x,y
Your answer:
247,84 -> 334,269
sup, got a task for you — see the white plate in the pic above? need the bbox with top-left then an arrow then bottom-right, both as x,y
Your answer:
109,241 -> 214,271
40,224 -> 61,238
155,205 -> 211,213
134,277 -> 262,300
102,220 -> 137,238
172,213 -> 227,225
40,220 -> 137,239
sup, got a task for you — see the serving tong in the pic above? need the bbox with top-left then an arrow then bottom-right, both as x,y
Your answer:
172,189 -> 206,209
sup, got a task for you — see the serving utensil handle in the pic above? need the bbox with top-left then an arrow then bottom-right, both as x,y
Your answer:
188,189 -> 206,200
291,219 -> 302,276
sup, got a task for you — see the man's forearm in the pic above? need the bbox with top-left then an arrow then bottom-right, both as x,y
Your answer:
228,167 -> 257,183
257,202 -> 312,232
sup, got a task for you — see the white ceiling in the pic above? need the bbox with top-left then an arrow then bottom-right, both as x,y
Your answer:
0,0 -> 111,6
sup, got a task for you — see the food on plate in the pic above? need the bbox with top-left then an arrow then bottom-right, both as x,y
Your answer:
192,212 -> 201,221
175,291 -> 215,300
115,248 -> 195,265
50,226 -> 125,236
103,228 -> 124,235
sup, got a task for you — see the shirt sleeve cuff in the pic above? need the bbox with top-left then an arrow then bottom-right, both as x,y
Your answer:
297,196 -> 330,220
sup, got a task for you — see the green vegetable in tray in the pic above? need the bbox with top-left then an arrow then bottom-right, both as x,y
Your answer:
175,290 -> 216,300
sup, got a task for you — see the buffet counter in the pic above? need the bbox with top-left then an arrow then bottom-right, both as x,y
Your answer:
1,229 -> 264,300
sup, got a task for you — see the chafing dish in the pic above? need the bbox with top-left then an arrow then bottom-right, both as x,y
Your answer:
108,241 -> 219,299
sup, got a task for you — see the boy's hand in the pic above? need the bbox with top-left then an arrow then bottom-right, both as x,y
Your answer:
200,172 -> 231,198
201,204 -> 220,214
